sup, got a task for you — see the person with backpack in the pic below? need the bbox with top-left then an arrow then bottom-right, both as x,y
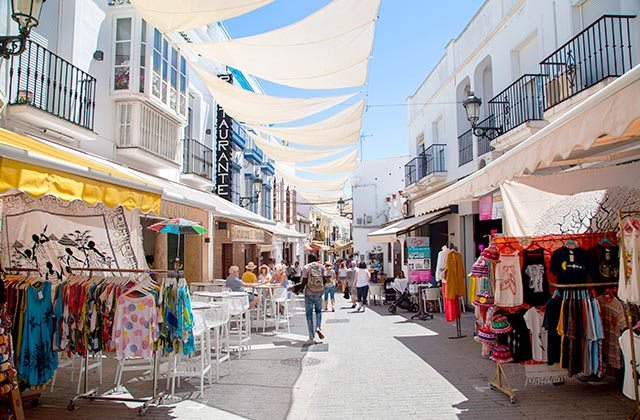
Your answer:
300,254 -> 326,344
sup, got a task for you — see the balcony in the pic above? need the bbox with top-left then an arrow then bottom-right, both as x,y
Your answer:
404,144 -> 447,188
540,15 -> 635,111
232,120 -> 247,149
458,129 -> 473,166
489,74 -> 546,134
115,101 -> 181,171
6,39 -> 96,141
181,138 -> 213,189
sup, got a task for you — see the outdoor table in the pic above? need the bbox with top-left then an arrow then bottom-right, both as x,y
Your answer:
193,291 -> 246,300
190,282 -> 217,292
245,283 -> 282,331
190,301 -> 222,311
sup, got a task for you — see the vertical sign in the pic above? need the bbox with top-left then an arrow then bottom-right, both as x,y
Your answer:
216,73 -> 233,201
479,194 -> 493,221
407,237 -> 431,282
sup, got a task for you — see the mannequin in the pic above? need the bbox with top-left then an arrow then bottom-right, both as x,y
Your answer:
619,328 -> 640,400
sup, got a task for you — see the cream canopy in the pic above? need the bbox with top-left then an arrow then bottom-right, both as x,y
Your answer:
248,100 -> 364,147
182,0 -> 381,89
130,0 -> 273,33
277,170 -> 348,191
191,63 -> 356,124
248,132 -> 352,163
296,150 -> 358,174
298,190 -> 348,203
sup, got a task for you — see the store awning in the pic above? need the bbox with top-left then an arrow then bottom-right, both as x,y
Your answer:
367,209 -> 450,243
250,222 -> 307,239
0,129 -> 161,213
335,241 -> 353,251
415,64 -> 640,215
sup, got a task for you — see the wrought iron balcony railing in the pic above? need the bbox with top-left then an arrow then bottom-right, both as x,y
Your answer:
182,138 -> 213,180
488,74 -> 545,135
540,15 -> 634,110
7,39 -> 97,130
404,144 -> 447,187
458,129 -> 473,166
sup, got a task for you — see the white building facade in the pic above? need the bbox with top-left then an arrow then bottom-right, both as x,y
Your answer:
403,0 -> 639,282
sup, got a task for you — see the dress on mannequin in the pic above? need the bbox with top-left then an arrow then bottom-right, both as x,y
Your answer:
619,329 -> 640,400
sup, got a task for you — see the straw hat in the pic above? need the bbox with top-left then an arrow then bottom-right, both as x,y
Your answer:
245,262 -> 257,270
324,261 -> 333,267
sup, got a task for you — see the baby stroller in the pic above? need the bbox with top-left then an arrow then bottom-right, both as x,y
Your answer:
388,284 -> 419,314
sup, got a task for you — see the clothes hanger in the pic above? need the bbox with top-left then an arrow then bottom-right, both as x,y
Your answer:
564,239 -> 578,249
598,237 -> 614,247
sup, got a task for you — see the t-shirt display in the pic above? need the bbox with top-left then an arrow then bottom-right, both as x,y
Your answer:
521,248 -> 550,307
589,244 -> 619,283
494,253 -> 523,307
550,246 -> 593,285
524,307 -> 547,362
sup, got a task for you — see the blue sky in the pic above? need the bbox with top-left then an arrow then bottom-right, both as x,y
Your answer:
224,0 -> 485,161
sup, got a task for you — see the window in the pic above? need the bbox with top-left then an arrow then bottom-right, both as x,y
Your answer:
116,103 -> 133,146
262,185 -> 272,219
139,19 -> 146,93
114,18 -> 132,90
231,169 -> 240,205
416,132 -> 425,155
150,29 -> 187,116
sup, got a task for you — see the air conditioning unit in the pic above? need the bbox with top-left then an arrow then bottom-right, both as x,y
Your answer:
366,216 -> 372,224
356,217 -> 363,225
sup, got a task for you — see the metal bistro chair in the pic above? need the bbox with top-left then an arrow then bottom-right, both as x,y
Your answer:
224,294 -> 252,357
202,303 -> 232,381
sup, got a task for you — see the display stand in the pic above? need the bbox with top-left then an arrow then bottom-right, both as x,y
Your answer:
448,317 -> 466,339
65,267 -> 171,416
619,210 -> 640,420
411,285 -> 433,321
489,361 -> 516,404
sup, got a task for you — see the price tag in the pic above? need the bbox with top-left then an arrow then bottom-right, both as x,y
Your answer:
569,251 -> 575,263
38,291 -> 44,300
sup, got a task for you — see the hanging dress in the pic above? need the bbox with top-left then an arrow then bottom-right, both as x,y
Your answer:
17,282 -> 58,387
619,219 -> 640,304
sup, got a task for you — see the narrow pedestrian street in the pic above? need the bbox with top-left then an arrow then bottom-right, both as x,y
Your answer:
27,295 -> 633,420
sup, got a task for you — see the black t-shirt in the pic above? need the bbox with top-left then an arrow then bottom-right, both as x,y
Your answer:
550,246 -> 593,285
588,244 -> 619,283
521,248 -> 550,307
543,295 -> 563,365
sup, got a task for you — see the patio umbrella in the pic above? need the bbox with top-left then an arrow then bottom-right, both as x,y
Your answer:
147,218 -> 207,269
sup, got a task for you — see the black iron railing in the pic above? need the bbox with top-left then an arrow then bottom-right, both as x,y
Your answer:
477,125 -> 494,156
182,138 -> 213,180
7,39 -> 96,130
404,144 -> 447,187
540,15 -> 634,110
458,129 -> 473,166
488,74 -> 545,134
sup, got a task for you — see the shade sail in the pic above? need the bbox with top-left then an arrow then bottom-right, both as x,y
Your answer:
415,64 -> 640,216
296,150 -> 358,174
278,170 -> 348,191
367,209 -> 450,243
501,161 -> 640,236
183,0 -> 381,89
248,132 -> 352,163
297,190 -> 348,204
249,222 -> 306,239
0,129 -> 160,213
130,0 -> 273,32
249,100 -> 364,147
191,63 -> 355,125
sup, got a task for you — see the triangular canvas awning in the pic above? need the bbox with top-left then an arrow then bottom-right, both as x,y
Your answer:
296,150 -> 358,174
248,132 -> 352,163
415,64 -> 640,216
191,63 -> 356,125
183,0 -> 381,89
130,0 -> 273,32
249,101 -> 364,147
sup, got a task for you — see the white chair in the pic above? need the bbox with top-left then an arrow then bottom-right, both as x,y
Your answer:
202,304 -> 232,381
225,294 -> 251,357
51,353 -> 103,393
168,311 -> 212,397
368,284 -> 384,305
271,287 -> 291,333
115,356 -> 154,391
423,287 -> 443,313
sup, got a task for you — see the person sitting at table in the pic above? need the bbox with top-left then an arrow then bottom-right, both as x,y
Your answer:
258,264 -> 271,283
271,264 -> 288,287
242,262 -> 258,283
226,265 -> 258,308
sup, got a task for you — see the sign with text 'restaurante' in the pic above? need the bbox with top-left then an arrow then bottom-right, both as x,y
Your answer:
216,73 -> 233,201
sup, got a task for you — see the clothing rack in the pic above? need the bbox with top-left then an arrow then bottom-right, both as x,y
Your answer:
550,282 -> 618,289
65,267 -> 167,416
490,361 -> 516,404
619,210 -> 640,420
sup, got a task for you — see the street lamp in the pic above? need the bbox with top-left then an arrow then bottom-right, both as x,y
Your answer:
0,0 -> 47,59
462,91 -> 502,139
240,177 -> 263,208
337,197 -> 353,219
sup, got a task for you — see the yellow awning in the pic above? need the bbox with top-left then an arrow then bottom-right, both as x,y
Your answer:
0,128 -> 161,213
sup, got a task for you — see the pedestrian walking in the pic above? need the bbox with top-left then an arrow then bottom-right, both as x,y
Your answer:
291,261 -> 302,285
347,265 -> 357,308
354,261 -> 371,312
323,261 -> 337,312
338,262 -> 348,292
300,254 -> 326,344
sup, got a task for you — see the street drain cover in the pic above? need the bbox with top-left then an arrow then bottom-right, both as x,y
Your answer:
281,357 -> 322,367
326,319 -> 350,323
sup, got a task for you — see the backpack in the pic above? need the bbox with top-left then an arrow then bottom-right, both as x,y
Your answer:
306,263 -> 325,294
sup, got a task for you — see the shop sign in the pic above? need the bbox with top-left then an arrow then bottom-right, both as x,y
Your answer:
479,194 -> 493,221
407,236 -> 430,271
215,73 -> 233,201
492,192 -> 504,220
229,225 -> 266,243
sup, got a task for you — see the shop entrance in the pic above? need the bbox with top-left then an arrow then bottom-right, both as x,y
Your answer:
222,243 -> 233,279
473,215 -> 503,258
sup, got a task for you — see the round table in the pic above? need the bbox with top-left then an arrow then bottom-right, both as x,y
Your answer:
244,283 -> 283,332
193,291 -> 246,300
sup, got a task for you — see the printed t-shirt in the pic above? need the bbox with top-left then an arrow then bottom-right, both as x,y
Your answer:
494,253 -> 523,307
550,246 -> 593,285
524,307 -> 547,362
589,244 -> 619,283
